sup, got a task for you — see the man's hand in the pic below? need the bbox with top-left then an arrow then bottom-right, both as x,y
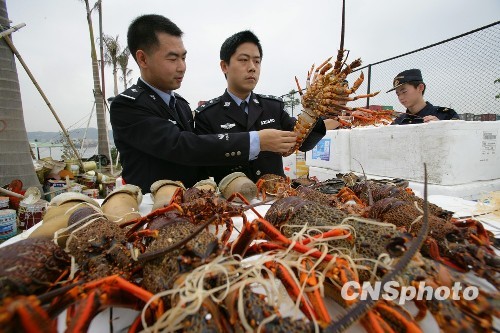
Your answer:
423,115 -> 439,122
324,118 -> 341,130
258,129 -> 297,153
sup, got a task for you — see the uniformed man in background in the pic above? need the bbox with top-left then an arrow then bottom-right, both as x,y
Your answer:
194,30 -> 326,183
387,69 -> 459,125
110,16 -> 297,193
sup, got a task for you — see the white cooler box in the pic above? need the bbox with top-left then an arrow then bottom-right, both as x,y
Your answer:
306,129 -> 351,173
349,121 -> 500,185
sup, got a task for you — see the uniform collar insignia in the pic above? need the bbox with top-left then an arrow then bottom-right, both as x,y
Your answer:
168,119 -> 177,125
253,98 -> 259,104
224,101 -> 231,107
131,88 -> 138,92
221,122 -> 236,129
149,95 -> 156,100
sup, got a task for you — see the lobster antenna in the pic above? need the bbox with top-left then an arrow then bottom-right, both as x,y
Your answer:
353,158 -> 373,207
326,164 -> 430,333
340,0 -> 345,51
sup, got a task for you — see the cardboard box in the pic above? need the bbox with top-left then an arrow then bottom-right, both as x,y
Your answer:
296,161 -> 309,177
44,180 -> 67,201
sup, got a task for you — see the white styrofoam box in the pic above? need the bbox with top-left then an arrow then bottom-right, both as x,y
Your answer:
308,166 -> 342,181
306,129 -> 351,173
349,121 -> 500,185
282,153 -> 297,179
408,178 -> 500,201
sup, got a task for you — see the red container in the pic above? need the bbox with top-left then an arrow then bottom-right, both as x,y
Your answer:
17,199 -> 48,230
368,105 -> 382,111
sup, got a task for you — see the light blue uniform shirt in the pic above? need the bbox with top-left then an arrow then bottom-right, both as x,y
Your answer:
226,90 -> 260,160
140,78 -> 175,107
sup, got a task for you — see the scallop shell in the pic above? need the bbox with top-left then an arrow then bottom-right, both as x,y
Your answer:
49,192 -> 100,208
102,184 -> 143,206
218,172 -> 257,202
193,178 -> 217,192
150,179 -> 185,197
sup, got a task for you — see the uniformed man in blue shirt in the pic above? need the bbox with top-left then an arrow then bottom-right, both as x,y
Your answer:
194,30 -> 326,183
110,16 -> 297,193
387,69 -> 459,125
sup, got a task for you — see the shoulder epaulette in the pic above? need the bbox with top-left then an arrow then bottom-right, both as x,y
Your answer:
119,85 -> 144,101
173,92 -> 189,104
195,97 -> 220,113
257,94 -> 283,102
436,106 -> 455,113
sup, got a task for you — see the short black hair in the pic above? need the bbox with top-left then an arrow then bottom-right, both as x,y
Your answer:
220,30 -> 262,63
407,81 -> 426,96
127,14 -> 183,62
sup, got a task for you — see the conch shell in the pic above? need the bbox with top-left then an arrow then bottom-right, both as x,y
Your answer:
150,180 -> 185,212
101,184 -> 142,225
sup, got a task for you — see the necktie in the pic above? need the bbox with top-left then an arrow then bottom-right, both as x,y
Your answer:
169,96 -> 176,110
240,101 -> 247,114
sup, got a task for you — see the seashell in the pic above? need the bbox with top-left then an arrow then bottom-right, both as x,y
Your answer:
218,172 -> 257,202
150,180 -> 185,211
102,184 -> 143,206
49,192 -> 100,208
150,179 -> 185,195
30,198 -> 102,247
101,184 -> 143,224
193,178 -> 217,192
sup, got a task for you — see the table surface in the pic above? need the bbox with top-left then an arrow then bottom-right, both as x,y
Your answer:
1,193 -> 498,332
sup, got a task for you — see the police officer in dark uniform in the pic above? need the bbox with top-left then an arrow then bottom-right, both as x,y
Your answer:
387,69 -> 459,125
194,31 -> 326,183
110,16 -> 297,193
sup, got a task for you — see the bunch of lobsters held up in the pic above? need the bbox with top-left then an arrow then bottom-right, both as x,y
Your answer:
1,169 -> 499,333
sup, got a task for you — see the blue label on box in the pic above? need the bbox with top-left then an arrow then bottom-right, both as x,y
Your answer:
311,138 -> 331,161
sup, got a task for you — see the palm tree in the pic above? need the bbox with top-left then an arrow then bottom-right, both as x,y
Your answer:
0,0 -> 40,188
79,0 -> 110,160
102,34 -> 120,96
117,47 -> 133,91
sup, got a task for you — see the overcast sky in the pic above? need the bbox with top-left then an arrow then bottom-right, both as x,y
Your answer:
7,0 -> 500,132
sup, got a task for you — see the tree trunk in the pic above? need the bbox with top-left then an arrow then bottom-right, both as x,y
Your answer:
0,0 -> 41,189
113,64 -> 118,96
84,0 -> 109,159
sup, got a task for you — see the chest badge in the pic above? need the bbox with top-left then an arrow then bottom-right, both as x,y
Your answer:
221,123 -> 236,130
261,118 -> 275,125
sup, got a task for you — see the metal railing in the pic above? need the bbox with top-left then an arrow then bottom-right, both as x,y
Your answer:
282,21 -> 500,118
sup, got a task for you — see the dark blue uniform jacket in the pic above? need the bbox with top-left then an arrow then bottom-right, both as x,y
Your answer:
392,102 -> 459,125
110,80 -> 250,192
194,91 -> 326,183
